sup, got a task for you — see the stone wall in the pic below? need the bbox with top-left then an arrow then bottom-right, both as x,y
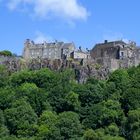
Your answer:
23,40 -> 75,60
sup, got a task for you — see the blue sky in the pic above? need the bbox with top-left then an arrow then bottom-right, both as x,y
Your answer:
0,0 -> 140,55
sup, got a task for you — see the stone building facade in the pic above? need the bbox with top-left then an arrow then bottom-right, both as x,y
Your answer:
90,40 -> 140,71
23,39 -> 75,60
23,39 -> 90,61
71,50 -> 90,59
22,39 -> 140,72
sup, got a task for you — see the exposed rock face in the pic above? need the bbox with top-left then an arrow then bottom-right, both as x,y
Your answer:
2,40 -> 140,83
0,56 -> 22,73
0,56 -> 110,83
74,65 -> 110,83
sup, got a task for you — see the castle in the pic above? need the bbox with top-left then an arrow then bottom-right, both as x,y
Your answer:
1,38 -> 140,82
91,40 -> 140,71
22,39 -> 140,71
23,39 -> 90,60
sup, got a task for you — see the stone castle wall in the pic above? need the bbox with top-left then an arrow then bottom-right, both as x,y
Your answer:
1,39 -> 140,83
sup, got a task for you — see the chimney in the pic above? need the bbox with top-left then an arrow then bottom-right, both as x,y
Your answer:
104,40 -> 108,44
79,46 -> 82,51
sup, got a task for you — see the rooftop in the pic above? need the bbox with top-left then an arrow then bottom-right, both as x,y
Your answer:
94,40 -> 126,49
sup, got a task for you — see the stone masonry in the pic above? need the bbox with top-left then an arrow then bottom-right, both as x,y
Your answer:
90,40 -> 140,71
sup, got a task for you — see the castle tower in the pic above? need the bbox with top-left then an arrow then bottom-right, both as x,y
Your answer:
23,39 -> 31,60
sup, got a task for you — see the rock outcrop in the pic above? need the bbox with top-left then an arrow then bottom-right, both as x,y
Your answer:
0,56 -> 110,83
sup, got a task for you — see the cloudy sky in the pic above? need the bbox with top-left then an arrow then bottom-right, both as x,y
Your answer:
0,0 -> 140,54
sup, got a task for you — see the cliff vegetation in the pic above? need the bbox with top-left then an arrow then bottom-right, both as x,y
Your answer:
0,64 -> 140,140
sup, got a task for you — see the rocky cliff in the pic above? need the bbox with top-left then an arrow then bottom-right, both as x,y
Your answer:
0,56 -> 110,83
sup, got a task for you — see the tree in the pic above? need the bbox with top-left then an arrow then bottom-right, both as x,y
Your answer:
0,87 -> 15,110
30,68 -> 56,89
73,81 -> 106,107
83,129 -> 104,140
10,70 -> 33,87
83,128 -> 125,140
132,129 -> 140,140
83,100 -> 124,129
4,99 -> 37,137
17,83 -> 50,116
37,111 -> 61,140
0,110 -> 9,138
108,69 -> 130,93
65,91 -> 81,111
0,65 -> 9,88
126,108 -> 140,140
0,50 -> 12,56
47,69 -> 76,113
105,123 -> 120,136
122,88 -> 140,113
128,66 -> 140,88
57,111 -> 82,139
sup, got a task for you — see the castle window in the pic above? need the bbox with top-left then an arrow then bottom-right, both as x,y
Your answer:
120,52 -> 124,59
121,52 -> 124,56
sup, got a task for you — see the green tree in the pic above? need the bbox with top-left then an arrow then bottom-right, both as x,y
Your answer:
0,50 -> 12,56
10,70 -> 33,87
83,100 -> 124,129
83,129 -> 104,140
0,110 -> 9,138
83,128 -> 125,140
4,99 -> 37,137
57,111 -> 82,139
37,111 -> 61,140
17,83 -> 50,116
128,66 -> 140,88
31,68 -> 56,89
122,88 -> 140,113
108,69 -> 130,93
0,65 -> 9,88
105,123 -> 120,136
65,91 -> 80,111
73,81 -> 106,107
0,87 -> 15,110
126,108 -> 140,140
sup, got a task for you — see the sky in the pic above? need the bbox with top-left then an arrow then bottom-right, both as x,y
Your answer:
0,0 -> 140,55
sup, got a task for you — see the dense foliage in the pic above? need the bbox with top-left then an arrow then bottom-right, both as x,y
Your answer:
0,50 -> 13,56
0,64 -> 140,140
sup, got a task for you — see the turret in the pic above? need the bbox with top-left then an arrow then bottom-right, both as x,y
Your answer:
23,39 -> 31,59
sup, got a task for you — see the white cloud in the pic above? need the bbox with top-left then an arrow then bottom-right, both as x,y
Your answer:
101,30 -> 130,44
7,0 -> 32,10
122,38 -> 129,44
34,31 -> 54,43
102,30 -> 124,41
6,0 -> 89,20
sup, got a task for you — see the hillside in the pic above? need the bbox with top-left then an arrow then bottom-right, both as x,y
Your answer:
0,64 -> 140,140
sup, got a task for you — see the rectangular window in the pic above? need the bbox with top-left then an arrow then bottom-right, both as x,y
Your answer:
121,52 -> 124,57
